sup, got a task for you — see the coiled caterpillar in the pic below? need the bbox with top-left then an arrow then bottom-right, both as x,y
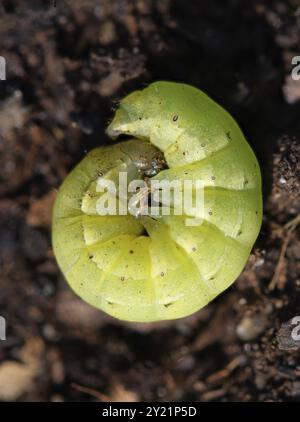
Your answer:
52,82 -> 262,322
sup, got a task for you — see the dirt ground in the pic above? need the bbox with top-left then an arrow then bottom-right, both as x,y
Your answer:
0,0 -> 300,402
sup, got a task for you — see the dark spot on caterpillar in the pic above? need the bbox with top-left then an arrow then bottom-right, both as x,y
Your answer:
209,276 -> 215,281
117,134 -> 133,141
184,172 -> 188,175
107,301 -> 114,305
211,176 -> 216,181
80,282 -> 83,286
88,254 -> 94,259
237,230 -> 242,236
244,180 -> 249,185
192,247 -> 197,252
201,143 -> 206,147
182,151 -> 186,155
164,302 -> 174,308
160,272 -> 164,277
173,115 -> 178,122
255,211 -> 258,215
129,250 -> 134,254
208,210 -> 213,215
226,131 -> 232,140
121,276 -> 125,281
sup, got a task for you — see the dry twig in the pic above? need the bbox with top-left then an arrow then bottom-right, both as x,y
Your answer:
269,214 -> 300,290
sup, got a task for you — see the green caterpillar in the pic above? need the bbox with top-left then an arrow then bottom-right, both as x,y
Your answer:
52,81 -> 262,322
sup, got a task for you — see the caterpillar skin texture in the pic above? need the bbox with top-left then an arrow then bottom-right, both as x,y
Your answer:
52,81 -> 262,322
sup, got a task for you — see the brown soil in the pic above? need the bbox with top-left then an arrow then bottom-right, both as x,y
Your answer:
0,0 -> 300,402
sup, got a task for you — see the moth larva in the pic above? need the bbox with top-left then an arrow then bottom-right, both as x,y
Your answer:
52,82 -> 262,322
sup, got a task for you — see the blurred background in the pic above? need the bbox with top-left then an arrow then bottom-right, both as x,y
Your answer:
0,0 -> 300,402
